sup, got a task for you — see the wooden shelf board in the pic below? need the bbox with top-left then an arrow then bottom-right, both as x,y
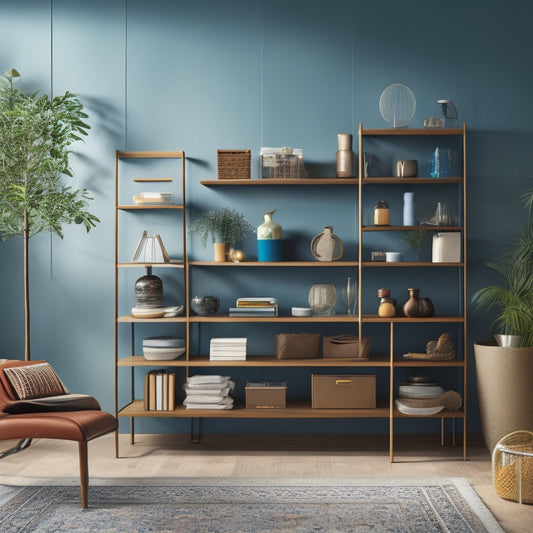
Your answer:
117,204 -> 184,210
393,359 -> 465,367
362,261 -> 463,267
133,178 -> 174,182
118,356 -> 188,367
362,177 -> 463,184
362,314 -> 464,323
393,409 -> 465,419
118,400 -> 390,419
117,315 -> 187,323
117,260 -> 184,268
116,150 -> 184,159
189,260 -> 359,267
200,178 -> 359,186
189,315 -> 359,323
362,225 -> 462,232
361,128 -> 463,136
118,355 -> 390,367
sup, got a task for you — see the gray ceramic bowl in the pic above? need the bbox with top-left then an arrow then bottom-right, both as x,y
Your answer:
191,296 -> 220,316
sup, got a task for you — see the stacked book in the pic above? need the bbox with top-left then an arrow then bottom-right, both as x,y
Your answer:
210,337 -> 247,361
132,192 -> 173,205
143,370 -> 176,411
229,297 -> 278,317
183,375 -> 234,410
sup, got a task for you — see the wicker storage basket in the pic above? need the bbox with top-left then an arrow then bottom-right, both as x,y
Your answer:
493,431 -> 533,504
275,333 -> 320,359
217,149 -> 251,179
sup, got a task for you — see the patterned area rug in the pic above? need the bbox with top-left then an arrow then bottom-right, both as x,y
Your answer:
0,478 -> 503,533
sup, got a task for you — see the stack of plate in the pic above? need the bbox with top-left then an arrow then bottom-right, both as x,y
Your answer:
143,336 -> 185,360
398,376 -> 444,399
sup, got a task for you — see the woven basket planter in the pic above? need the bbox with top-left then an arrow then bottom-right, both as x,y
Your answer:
474,341 -> 533,452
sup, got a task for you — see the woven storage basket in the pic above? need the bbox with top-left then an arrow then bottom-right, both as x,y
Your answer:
217,149 -> 251,179
493,431 -> 533,504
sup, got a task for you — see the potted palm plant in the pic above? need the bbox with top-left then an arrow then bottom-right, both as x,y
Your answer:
472,184 -> 533,451
189,207 -> 252,262
0,69 -> 99,361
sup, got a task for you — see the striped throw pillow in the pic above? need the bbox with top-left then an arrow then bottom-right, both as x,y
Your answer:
3,362 -> 65,400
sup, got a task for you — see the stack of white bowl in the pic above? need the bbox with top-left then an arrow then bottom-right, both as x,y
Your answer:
143,336 -> 185,360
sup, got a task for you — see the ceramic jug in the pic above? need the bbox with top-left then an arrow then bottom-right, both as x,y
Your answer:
257,209 -> 283,261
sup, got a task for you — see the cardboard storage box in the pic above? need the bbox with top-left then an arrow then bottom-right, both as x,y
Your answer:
245,381 -> 286,409
311,374 -> 376,409
323,336 -> 370,359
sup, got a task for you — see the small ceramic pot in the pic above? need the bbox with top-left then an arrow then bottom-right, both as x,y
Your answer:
191,296 -> 220,315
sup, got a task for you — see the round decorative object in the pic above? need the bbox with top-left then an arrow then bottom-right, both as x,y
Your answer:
403,288 -> 421,317
379,84 -> 416,128
134,267 -> 164,309
229,248 -> 245,263
191,296 -> 220,316
311,226 -> 343,261
308,283 -> 337,316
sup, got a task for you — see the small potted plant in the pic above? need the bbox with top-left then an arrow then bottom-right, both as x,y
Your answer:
401,229 -> 429,261
189,207 -> 252,262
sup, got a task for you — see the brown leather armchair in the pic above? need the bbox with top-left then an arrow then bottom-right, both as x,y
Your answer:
0,359 -> 117,508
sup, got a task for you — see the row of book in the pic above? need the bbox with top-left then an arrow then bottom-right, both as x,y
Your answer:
210,337 -> 247,361
143,370 -> 176,411
229,297 -> 278,317
130,230 -> 170,263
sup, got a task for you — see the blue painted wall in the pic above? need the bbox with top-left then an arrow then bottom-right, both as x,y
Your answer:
1,0 -> 532,436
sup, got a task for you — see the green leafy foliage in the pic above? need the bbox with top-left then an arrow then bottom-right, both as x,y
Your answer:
401,229 -> 429,252
472,185 -> 533,346
189,207 -> 252,246
0,69 -> 99,241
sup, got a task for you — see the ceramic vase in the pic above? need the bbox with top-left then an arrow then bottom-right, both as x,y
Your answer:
311,226 -> 343,261
403,192 -> 416,226
135,267 -> 164,308
257,209 -> 283,262
403,288 -> 421,317
336,133 -> 356,178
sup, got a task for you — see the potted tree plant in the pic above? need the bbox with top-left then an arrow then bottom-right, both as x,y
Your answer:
189,207 -> 252,262
472,184 -> 533,450
0,69 -> 99,361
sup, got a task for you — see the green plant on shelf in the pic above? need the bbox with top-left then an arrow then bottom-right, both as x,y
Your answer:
401,229 -> 429,261
189,207 -> 253,247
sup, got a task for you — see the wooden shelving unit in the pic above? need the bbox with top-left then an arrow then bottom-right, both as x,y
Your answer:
114,125 -> 467,462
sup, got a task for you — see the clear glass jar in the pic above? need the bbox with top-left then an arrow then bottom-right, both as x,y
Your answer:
308,283 -> 337,316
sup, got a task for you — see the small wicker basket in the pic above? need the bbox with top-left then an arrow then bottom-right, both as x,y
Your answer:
493,430 -> 533,504
217,149 -> 251,179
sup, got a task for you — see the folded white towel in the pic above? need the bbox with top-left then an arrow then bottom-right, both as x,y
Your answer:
187,375 -> 230,384
185,394 -> 230,403
184,402 -> 234,410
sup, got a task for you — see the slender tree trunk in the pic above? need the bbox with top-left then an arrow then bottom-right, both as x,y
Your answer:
23,208 -> 30,361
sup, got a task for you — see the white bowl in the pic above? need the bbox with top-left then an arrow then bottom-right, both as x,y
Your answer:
143,347 -> 185,360
291,307 -> 312,317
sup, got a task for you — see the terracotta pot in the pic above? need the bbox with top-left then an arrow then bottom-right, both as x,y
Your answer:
213,243 -> 228,263
474,341 -> 533,451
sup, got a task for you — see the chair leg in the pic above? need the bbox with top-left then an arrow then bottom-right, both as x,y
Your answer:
78,441 -> 88,509
0,438 -> 32,459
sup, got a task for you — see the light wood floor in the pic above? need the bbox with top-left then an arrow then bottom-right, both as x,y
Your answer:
1,433 -> 532,532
